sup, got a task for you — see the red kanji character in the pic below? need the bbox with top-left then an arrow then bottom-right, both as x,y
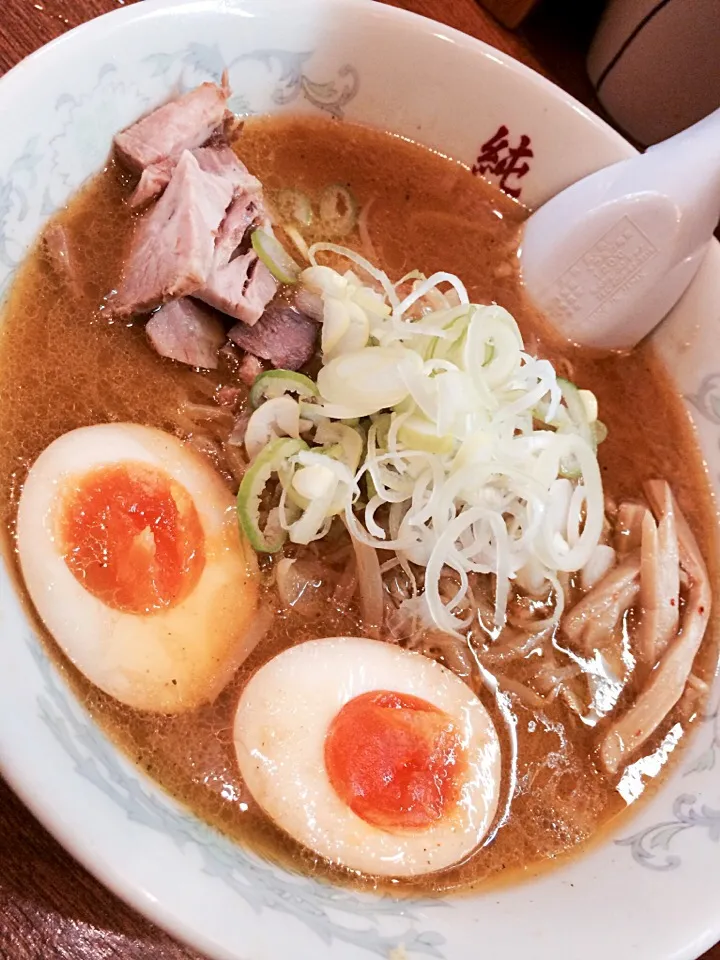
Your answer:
472,126 -> 534,200
472,125 -> 510,176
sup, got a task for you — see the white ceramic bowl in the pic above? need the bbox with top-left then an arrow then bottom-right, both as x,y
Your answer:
1,2 -> 719,958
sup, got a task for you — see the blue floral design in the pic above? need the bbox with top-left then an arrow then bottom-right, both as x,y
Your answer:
47,63 -> 159,211
687,373 -> 720,426
232,50 -> 359,117
616,793 -> 720,871
616,692 -> 720,870
0,136 -> 43,292
145,43 -> 360,118
29,634 -> 446,958
684,704 -> 720,776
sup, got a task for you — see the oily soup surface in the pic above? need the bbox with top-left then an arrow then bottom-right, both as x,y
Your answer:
0,115 -> 716,893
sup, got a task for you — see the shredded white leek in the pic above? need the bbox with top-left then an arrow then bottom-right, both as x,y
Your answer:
248,247 -> 606,635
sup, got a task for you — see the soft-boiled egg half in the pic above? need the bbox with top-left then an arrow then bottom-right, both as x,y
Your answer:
234,636 -> 502,877
17,423 -> 259,713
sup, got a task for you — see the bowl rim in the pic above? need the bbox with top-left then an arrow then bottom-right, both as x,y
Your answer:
0,0 -> 633,165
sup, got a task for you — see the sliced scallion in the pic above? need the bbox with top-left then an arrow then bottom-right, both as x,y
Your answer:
251,228 -> 301,284
250,370 -> 318,409
236,437 -> 308,552
319,185 -> 357,236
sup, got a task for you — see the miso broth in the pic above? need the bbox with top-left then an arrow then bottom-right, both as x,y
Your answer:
0,114 -> 716,894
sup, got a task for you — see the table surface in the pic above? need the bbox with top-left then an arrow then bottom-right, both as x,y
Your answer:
0,1 -> 717,958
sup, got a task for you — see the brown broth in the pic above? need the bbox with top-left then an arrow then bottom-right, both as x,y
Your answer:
0,114 -> 717,895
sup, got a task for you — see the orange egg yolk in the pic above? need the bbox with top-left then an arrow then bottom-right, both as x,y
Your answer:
59,462 -> 205,615
324,690 -> 467,831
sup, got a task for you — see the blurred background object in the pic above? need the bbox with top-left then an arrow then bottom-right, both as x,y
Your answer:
479,0 -> 720,148
587,0 -> 720,146
477,0 -> 543,28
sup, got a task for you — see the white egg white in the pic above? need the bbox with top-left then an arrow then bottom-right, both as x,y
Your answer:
233,636 -> 502,877
17,423 -> 260,713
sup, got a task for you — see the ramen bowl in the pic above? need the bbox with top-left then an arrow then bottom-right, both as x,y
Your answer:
0,1 -> 719,958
